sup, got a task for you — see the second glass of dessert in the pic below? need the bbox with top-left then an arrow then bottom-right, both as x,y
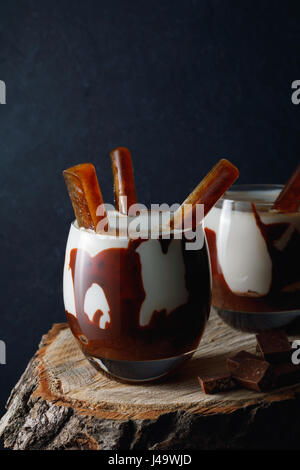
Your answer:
205,175 -> 300,331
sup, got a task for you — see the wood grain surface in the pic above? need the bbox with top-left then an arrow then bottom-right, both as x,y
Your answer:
1,309 -> 300,450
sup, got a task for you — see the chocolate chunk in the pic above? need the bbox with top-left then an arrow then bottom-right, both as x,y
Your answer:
227,354 -> 272,392
256,330 -> 292,364
272,362 -> 300,388
198,373 -> 237,395
226,350 -> 260,372
256,340 -> 294,356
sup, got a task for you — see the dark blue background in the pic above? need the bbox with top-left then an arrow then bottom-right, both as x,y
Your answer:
0,0 -> 299,418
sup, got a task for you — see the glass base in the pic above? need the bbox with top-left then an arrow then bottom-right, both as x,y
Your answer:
216,307 -> 300,333
87,352 -> 194,383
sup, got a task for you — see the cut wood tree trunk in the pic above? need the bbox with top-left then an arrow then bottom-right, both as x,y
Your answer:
1,309 -> 300,450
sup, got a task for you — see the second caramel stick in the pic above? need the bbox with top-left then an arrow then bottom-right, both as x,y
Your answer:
273,162 -> 300,212
110,147 -> 137,214
170,159 -> 239,230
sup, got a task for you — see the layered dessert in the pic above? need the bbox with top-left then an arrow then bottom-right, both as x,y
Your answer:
205,186 -> 300,318
64,211 -> 211,363
62,148 -> 238,380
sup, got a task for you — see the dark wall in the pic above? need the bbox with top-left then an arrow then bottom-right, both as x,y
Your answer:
0,0 -> 299,416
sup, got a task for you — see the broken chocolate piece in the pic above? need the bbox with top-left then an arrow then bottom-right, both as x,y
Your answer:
256,342 -> 295,354
227,350 -> 260,372
272,362 -> 300,388
227,353 -> 272,392
256,330 -> 292,364
198,373 -> 237,395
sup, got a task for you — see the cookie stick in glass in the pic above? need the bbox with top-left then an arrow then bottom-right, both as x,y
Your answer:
63,163 -> 107,230
169,159 -> 239,230
273,162 -> 300,212
110,147 -> 137,214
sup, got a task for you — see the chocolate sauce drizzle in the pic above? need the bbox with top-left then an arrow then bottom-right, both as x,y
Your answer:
205,207 -> 300,313
66,236 -> 210,361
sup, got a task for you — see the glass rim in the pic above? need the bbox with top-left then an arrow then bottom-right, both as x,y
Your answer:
70,215 -> 204,240
217,183 -> 287,209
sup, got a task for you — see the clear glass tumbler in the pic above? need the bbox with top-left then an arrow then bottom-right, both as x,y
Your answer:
205,184 -> 300,331
63,211 -> 211,382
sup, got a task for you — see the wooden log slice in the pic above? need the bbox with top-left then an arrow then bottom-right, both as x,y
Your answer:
1,309 -> 300,450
